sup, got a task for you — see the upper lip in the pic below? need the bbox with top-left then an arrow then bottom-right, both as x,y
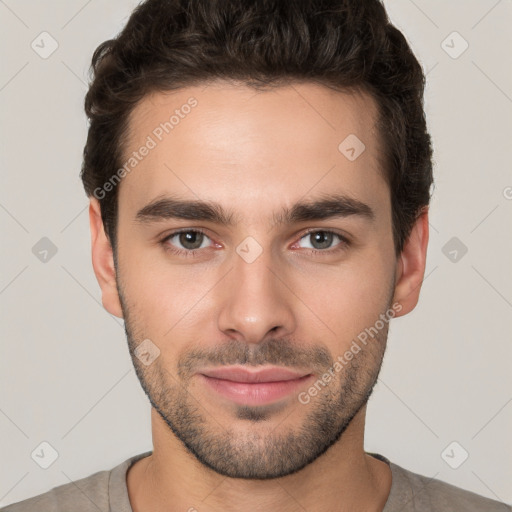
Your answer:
200,366 -> 311,383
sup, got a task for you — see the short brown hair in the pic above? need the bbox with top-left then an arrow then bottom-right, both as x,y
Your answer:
81,0 -> 434,256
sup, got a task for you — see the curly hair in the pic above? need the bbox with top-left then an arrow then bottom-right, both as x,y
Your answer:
81,0 -> 434,257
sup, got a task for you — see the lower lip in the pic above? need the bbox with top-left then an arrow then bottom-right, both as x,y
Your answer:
199,373 -> 314,406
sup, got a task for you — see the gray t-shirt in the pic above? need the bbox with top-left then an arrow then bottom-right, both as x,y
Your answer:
2,451 -> 510,511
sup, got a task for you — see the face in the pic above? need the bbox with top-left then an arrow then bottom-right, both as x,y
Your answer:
104,81 -> 402,479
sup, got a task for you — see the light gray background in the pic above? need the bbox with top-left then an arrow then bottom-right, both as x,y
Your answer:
1,0 -> 511,508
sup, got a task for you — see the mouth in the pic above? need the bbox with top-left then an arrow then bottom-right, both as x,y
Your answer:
198,366 -> 314,406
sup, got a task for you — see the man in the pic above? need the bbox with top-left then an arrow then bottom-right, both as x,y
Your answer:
3,0 -> 510,511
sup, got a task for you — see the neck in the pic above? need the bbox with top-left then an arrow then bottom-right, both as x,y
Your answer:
127,406 -> 392,512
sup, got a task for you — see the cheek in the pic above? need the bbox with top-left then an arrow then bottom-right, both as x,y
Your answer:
295,249 -> 394,344
122,255 -> 217,336
119,228 -> 395,346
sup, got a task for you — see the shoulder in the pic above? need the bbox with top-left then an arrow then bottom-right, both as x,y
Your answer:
1,451 -> 151,512
0,467 -> 112,512
388,461 -> 511,512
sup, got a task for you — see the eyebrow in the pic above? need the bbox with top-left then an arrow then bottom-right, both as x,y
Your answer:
134,192 -> 375,227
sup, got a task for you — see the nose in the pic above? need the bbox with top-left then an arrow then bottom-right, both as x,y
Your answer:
216,244 -> 297,345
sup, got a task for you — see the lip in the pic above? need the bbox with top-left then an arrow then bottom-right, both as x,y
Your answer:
200,366 -> 310,383
198,366 -> 314,406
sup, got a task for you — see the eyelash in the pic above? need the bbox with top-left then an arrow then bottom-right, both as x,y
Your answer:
159,228 -> 350,258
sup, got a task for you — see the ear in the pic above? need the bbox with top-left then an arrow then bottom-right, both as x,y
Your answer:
89,197 -> 123,319
391,207 -> 429,317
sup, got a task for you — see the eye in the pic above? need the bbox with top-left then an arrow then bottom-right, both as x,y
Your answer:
160,228 -> 350,258
161,229 -> 213,257
294,230 -> 349,254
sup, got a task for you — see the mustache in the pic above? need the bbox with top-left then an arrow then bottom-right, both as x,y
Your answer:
176,337 -> 333,379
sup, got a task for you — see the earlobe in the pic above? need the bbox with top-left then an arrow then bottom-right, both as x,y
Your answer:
391,207 -> 429,317
89,198 -> 124,319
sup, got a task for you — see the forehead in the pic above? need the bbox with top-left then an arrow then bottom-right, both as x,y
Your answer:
118,80 -> 388,223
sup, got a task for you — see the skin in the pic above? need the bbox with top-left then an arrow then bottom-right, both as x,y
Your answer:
89,80 -> 429,512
